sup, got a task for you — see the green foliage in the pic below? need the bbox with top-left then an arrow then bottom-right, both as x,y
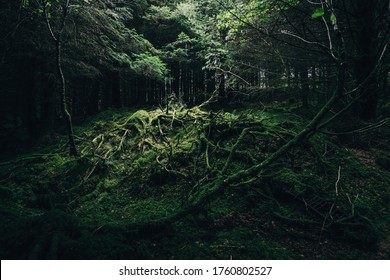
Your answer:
215,0 -> 297,37
131,53 -> 169,80
144,5 -> 175,22
163,32 -> 200,62
174,0 -> 198,22
23,0 -> 161,79
311,8 -> 325,19
22,0 -> 30,8
216,0 -> 273,36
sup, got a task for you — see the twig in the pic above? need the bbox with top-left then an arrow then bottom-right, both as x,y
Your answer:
158,118 -> 164,136
117,129 -> 129,152
335,165 -> 341,196
346,193 -> 359,217
281,30 -> 331,57
319,165 -> 341,242
319,205 -> 331,244
322,143 -> 328,157
320,118 -> 390,135
213,66 -> 250,85
205,139 -> 211,170
170,108 -> 176,129
221,128 -> 250,175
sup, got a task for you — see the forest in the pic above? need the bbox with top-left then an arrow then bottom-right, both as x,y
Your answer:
0,0 -> 389,259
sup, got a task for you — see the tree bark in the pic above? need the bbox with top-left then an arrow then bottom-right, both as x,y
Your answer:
56,38 -> 78,156
111,71 -> 121,108
300,66 -> 309,108
352,0 -> 381,121
44,0 -> 77,156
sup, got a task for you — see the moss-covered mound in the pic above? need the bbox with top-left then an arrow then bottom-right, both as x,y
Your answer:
1,105 -> 389,259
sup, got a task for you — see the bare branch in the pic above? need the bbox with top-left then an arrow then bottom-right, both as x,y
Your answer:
320,1 -> 337,60
316,41 -> 389,130
335,166 -> 341,196
213,66 -> 251,85
42,1 -> 58,42
214,0 -> 330,56
280,30 -> 332,55
320,118 -> 390,135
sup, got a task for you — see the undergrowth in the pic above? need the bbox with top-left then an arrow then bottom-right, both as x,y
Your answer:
0,104 -> 389,259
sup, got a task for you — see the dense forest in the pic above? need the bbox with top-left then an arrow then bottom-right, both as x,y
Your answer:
0,0 -> 389,259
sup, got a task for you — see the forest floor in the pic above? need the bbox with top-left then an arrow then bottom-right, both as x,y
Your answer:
1,102 -> 389,259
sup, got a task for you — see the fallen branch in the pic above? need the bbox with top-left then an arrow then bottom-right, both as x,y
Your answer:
221,128 -> 250,175
81,61 -> 349,234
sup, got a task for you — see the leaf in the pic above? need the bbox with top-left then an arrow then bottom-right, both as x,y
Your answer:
22,0 -> 29,8
330,13 -> 336,22
311,8 -> 324,19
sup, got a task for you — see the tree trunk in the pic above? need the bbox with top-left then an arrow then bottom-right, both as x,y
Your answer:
111,71 -> 121,108
56,38 -> 77,156
352,0 -> 380,121
300,66 -> 309,108
179,62 -> 183,103
42,0 -> 77,156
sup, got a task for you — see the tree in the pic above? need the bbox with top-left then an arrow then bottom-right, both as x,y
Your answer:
7,0 -> 167,151
32,0 -> 78,156
191,0 -> 389,120
346,0 -> 390,120
3,0 -> 387,155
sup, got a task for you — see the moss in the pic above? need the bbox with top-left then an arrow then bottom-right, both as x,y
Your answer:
1,106 -> 389,259
124,110 -> 150,128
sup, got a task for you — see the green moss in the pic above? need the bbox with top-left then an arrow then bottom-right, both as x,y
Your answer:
125,110 -> 150,128
1,106 -> 389,259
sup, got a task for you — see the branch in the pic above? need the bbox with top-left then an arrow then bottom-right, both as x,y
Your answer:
58,0 -> 71,35
214,0 -> 330,56
320,118 -> 390,135
102,59 -> 345,234
82,61 -> 351,234
213,66 -> 250,85
221,128 -> 250,175
280,30 -> 332,58
320,0 -> 337,60
188,60 -> 347,207
316,42 -> 388,130
41,0 -> 58,42
335,166 -> 341,196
